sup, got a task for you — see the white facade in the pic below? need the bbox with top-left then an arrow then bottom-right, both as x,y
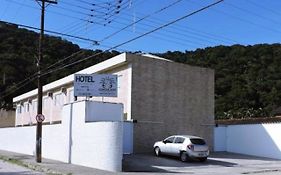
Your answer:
0,100 -> 124,172
214,123 -> 281,160
14,53 -> 133,126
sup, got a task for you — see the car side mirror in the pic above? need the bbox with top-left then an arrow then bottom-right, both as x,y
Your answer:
163,140 -> 166,144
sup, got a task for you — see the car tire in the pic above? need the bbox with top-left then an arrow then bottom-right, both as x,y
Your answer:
180,151 -> 188,162
199,157 -> 207,162
154,147 -> 161,157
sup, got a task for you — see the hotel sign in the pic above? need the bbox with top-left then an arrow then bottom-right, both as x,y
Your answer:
74,74 -> 118,97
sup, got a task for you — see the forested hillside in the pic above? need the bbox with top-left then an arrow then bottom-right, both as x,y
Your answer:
0,22 -> 119,109
0,21 -> 280,119
159,44 -> 281,119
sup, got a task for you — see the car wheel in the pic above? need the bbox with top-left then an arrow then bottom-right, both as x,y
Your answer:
199,157 -> 207,162
180,151 -> 188,162
154,147 -> 161,157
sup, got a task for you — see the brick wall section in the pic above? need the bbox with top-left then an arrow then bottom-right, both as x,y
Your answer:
128,54 -> 215,153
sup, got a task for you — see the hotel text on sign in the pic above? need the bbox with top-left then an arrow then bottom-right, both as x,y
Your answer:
74,74 -> 118,97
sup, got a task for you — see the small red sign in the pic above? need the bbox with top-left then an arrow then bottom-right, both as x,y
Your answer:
36,114 -> 45,123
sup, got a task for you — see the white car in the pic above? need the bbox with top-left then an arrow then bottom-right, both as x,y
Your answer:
153,135 -> 209,162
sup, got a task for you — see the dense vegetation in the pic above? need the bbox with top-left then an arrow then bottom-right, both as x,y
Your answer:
0,21 -> 280,119
159,44 -> 281,119
0,22 -> 119,109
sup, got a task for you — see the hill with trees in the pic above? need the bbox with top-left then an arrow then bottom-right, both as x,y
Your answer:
159,44 -> 281,119
0,21 -> 280,119
0,21 -> 119,109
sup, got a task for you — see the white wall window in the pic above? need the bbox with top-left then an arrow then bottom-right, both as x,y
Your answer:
54,93 -> 64,107
43,97 -> 49,109
68,89 -> 74,103
16,105 -> 22,114
24,103 -> 29,112
118,75 -> 122,89
33,100 -> 37,112
20,105 -> 24,114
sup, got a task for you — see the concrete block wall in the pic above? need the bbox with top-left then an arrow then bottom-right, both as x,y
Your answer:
214,123 -> 281,160
128,54 -> 215,153
0,109 -> 15,127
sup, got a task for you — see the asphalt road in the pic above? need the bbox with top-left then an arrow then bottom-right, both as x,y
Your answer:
0,159 -> 43,175
123,152 -> 281,175
1,151 -> 281,175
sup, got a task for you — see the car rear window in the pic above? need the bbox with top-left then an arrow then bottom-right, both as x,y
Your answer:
190,138 -> 206,145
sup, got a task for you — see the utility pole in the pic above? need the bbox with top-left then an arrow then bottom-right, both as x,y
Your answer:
36,0 -> 57,163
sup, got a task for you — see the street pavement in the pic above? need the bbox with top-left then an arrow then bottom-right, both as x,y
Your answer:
0,150 -> 111,175
123,152 -> 281,175
0,159 -> 43,175
0,150 -> 281,175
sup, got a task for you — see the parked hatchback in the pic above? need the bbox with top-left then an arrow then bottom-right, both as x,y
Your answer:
153,135 -> 209,162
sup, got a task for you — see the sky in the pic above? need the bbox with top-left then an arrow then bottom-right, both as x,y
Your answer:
0,0 -> 281,53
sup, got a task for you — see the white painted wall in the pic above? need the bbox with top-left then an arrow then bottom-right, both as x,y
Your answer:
0,124 -> 68,162
0,100 -> 124,172
214,123 -> 281,160
69,101 -> 123,172
0,126 -> 35,155
85,101 -> 123,122
42,124 -> 69,162
214,126 -> 226,151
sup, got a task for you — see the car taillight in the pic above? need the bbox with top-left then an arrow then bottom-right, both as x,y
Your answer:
187,145 -> 194,151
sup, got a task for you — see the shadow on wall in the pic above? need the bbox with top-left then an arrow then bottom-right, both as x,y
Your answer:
216,123 -> 281,160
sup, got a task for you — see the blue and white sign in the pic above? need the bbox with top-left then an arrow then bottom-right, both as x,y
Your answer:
74,74 -> 118,97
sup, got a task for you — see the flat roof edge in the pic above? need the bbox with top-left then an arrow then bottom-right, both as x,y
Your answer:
13,53 -> 127,103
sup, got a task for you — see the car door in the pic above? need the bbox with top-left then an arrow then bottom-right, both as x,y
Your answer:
161,136 -> 175,155
170,137 -> 185,156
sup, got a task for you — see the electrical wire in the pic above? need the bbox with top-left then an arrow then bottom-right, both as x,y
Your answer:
67,0 -> 236,47
0,21 -> 98,44
0,45 -> 93,101
0,0 -> 223,100
191,0 -> 281,35
104,13 -> 223,46
119,10 -> 238,44
224,1 -> 281,27
68,0 -> 207,48
41,0 -> 224,77
246,0 -> 281,17
99,0 -> 183,43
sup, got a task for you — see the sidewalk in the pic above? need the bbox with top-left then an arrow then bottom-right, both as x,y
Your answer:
0,150 -> 115,175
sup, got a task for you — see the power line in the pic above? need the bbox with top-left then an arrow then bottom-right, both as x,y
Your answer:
224,1 -> 281,27
246,0 -> 281,17
66,0 -> 236,47
59,0 -> 93,11
0,20 -> 98,44
41,0 -> 224,77
4,0 -> 101,25
99,0 -> 183,43
62,0 -> 143,36
0,46 -> 93,101
0,0 -> 223,100
107,14 -> 226,46
190,0 -> 281,35
120,11 -> 238,44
